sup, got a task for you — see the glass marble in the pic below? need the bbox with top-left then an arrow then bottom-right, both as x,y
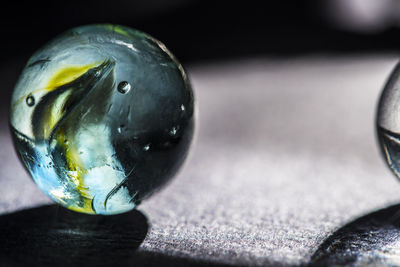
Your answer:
377,62 -> 400,179
10,24 -> 194,215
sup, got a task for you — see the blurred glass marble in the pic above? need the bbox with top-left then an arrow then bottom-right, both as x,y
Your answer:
9,24 -> 194,215
377,62 -> 400,179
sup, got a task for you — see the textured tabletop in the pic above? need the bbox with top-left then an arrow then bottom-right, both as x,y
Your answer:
1,55 -> 400,266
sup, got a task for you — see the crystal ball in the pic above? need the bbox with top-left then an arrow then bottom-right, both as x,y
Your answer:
9,24 -> 194,215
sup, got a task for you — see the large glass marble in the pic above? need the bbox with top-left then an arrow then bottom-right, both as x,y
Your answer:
10,24 -> 194,215
377,62 -> 400,179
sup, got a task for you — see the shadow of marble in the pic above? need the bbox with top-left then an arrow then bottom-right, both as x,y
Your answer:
310,203 -> 400,266
0,205 -> 148,267
0,205 -> 233,267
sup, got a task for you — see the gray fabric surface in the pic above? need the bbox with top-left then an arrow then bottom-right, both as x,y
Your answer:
1,55 -> 400,266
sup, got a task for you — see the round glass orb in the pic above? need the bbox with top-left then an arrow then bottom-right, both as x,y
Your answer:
377,62 -> 400,179
10,24 -> 194,215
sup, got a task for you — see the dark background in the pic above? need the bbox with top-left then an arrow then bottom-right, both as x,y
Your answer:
2,0 -> 400,65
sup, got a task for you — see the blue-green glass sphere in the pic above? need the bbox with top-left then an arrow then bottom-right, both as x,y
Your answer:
10,24 -> 194,215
